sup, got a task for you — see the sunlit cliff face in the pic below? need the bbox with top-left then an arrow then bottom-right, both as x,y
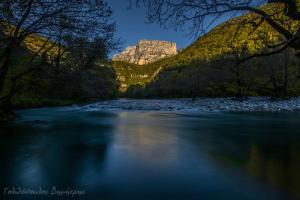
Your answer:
113,39 -> 177,65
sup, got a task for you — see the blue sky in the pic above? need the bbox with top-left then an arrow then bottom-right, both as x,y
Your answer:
107,0 -> 194,57
107,0 -> 232,57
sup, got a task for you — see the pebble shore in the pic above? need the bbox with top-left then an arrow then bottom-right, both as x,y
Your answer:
77,98 -> 300,112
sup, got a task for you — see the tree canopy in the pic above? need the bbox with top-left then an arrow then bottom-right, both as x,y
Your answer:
0,0 -> 120,120
136,0 -> 300,60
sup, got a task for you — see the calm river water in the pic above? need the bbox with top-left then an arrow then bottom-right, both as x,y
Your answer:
1,100 -> 300,200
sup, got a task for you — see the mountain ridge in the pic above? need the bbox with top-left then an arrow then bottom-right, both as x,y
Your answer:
113,3 -> 299,92
113,39 -> 177,65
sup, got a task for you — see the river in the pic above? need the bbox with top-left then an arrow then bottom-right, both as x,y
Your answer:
1,99 -> 300,200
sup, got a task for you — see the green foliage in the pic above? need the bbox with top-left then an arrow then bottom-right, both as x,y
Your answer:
145,3 -> 297,69
118,3 -> 300,98
125,84 -> 145,98
1,36 -> 120,108
112,61 -> 159,91
14,65 -> 119,105
141,48 -> 300,98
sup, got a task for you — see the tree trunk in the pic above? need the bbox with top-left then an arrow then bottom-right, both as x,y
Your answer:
292,34 -> 300,77
0,96 -> 17,123
268,60 -> 280,97
0,42 -> 19,122
234,64 -> 246,98
296,51 -> 300,78
283,51 -> 289,97
0,43 -> 13,95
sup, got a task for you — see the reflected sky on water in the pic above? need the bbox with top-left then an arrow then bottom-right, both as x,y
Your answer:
1,105 -> 300,200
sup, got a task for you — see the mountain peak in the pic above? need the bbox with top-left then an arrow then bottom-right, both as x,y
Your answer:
113,39 -> 177,65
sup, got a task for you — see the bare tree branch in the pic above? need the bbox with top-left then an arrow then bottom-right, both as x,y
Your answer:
236,36 -> 297,64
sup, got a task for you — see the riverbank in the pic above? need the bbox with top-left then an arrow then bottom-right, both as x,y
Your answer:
12,98 -> 81,109
1,98 -> 83,123
2,97 -> 300,123
75,97 -> 300,112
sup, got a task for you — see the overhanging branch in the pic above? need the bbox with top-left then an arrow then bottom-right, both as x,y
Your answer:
236,36 -> 297,65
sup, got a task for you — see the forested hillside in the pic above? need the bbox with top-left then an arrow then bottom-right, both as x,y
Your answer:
121,3 -> 300,98
0,1 -> 120,121
112,61 -> 159,91
1,36 -> 120,109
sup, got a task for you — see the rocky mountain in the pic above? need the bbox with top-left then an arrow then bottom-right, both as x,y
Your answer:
113,39 -> 177,65
113,3 -> 299,94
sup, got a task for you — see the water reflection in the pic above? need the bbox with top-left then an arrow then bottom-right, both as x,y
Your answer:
112,112 -> 180,166
245,143 -> 300,198
0,108 -> 300,200
184,112 -> 300,199
0,110 -> 116,197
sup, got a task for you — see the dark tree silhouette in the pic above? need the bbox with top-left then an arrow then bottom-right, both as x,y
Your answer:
135,0 -> 300,65
0,0 -> 116,95
0,0 -> 118,120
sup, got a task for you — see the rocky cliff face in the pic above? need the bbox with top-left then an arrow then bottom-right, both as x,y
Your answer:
113,40 -> 177,65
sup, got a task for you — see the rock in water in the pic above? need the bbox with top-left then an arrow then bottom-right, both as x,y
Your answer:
113,39 -> 177,65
